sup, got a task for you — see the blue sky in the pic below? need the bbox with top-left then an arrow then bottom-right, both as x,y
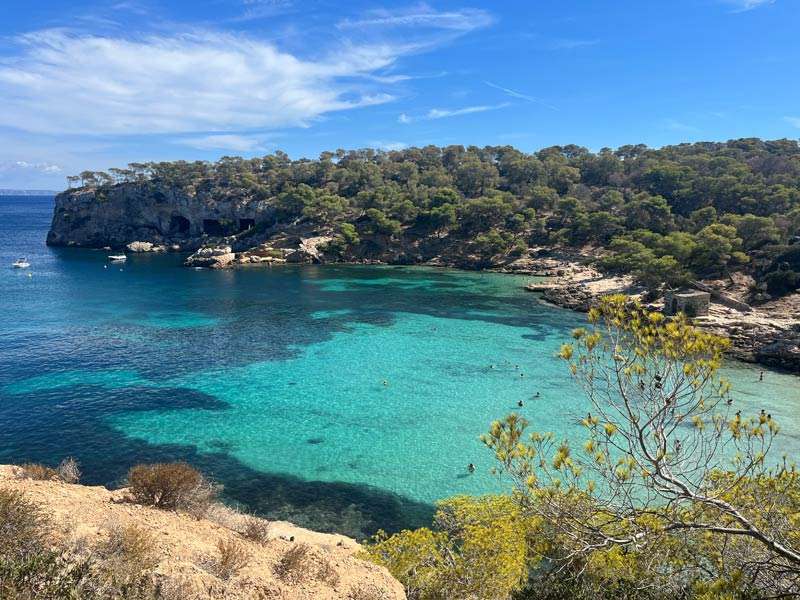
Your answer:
0,0 -> 798,189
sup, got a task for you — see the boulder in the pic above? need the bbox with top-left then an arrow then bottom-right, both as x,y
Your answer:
756,333 -> 800,372
285,236 -> 333,264
127,241 -> 153,252
184,246 -> 235,268
126,241 -> 167,253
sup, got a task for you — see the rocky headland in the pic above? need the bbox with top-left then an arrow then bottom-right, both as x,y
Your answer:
0,465 -> 405,599
46,185 -> 799,373
520,255 -> 800,373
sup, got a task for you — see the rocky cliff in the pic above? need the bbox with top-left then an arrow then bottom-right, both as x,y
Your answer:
47,184 -> 275,250
46,186 -> 800,373
46,185 -> 497,269
0,465 -> 405,599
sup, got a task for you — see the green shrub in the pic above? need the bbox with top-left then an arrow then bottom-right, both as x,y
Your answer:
764,268 -> 799,295
0,550 -> 94,600
0,489 -> 49,560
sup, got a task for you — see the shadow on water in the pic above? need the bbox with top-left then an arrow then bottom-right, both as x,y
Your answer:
0,384 -> 434,539
3,263 -> 579,383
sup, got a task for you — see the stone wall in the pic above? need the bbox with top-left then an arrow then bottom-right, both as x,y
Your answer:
664,290 -> 711,317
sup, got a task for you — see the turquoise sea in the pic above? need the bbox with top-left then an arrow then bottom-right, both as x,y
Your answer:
1,196 -> 798,538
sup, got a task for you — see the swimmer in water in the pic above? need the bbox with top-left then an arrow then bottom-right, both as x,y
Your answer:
467,463 -> 475,473
517,400 -> 524,407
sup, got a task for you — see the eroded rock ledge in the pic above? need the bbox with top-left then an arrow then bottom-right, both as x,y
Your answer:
522,261 -> 800,373
0,465 -> 405,600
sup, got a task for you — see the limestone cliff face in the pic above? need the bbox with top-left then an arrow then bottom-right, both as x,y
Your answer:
47,184 -> 275,249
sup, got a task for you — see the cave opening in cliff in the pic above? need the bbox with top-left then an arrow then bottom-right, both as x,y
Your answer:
169,215 -> 190,235
203,219 -> 224,235
238,218 -> 255,232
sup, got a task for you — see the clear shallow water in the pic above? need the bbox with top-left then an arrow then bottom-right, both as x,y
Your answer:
1,196 -> 798,538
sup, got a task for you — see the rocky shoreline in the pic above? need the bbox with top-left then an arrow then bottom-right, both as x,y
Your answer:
518,257 -> 800,374
46,186 -> 798,373
96,238 -> 800,374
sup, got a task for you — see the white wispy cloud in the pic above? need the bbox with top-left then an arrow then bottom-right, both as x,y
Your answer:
399,103 -> 510,123
337,6 -> 493,32
785,116 -> 800,128
233,0 -> 295,22
484,81 -> 558,111
372,140 -> 408,151
0,29 -> 409,136
427,104 -> 509,119
0,160 -> 62,174
368,70 -> 447,84
722,0 -> 775,12
662,119 -> 700,133
176,134 -> 269,152
548,38 -> 599,50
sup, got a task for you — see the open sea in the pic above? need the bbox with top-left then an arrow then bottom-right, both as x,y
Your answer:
1,195 -> 798,538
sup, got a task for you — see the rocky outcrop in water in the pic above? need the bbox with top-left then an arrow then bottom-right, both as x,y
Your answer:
184,246 -> 236,269
127,241 -> 166,253
285,236 -> 333,264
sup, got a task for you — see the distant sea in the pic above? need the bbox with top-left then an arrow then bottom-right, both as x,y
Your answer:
1,195 -> 798,538
0,189 -> 59,196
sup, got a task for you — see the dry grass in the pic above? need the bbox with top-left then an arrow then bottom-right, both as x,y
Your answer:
56,457 -> 81,484
99,523 -> 159,575
240,516 -> 271,545
0,488 -> 49,559
20,463 -> 60,481
274,543 -> 311,583
317,556 -> 341,588
213,538 -> 249,581
349,584 -> 394,600
127,462 -> 218,514
157,577 -> 205,600
274,543 -> 339,587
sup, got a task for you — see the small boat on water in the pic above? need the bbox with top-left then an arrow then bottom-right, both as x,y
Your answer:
12,257 -> 30,268
108,254 -> 127,262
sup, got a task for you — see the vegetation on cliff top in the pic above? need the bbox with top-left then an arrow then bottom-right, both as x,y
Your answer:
363,296 -> 800,599
68,138 -> 800,296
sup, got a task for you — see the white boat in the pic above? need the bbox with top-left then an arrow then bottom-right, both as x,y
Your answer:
108,254 -> 127,262
12,258 -> 30,268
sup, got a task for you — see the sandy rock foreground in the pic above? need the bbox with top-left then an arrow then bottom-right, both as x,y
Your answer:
0,465 -> 405,600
